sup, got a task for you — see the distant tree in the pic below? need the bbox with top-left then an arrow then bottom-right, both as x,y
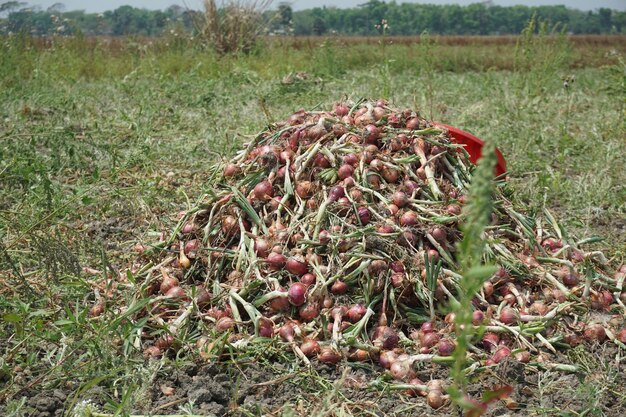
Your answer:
0,1 -> 25,16
278,2 -> 292,26
47,2 -> 65,13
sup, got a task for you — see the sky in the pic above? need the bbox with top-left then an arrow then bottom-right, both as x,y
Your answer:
21,0 -> 626,13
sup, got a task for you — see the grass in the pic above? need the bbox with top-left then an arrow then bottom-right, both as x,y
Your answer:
0,33 -> 625,416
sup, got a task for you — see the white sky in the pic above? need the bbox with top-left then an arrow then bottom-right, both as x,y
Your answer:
22,0 -> 626,13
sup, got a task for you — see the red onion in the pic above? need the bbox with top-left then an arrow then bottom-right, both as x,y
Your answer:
405,377 -> 427,397
499,307 -> 519,324
278,323 -> 295,342
216,316 -> 235,331
300,273 -> 316,285
266,252 -> 286,270
379,350 -> 398,369
369,259 -> 387,275
336,164 -> 354,181
286,256 -> 308,276
195,287 -> 211,308
390,261 -> 405,273
381,167 -> 399,183
330,280 -> 348,295
160,274 -> 179,295
288,282 -> 308,306
349,188 -> 363,201
390,358 -> 414,381
373,326 -> 399,350
295,181 -> 314,199
366,172 -> 381,188
348,348 -> 370,362
268,290 -> 290,312
318,347 -> 342,364
406,117 -> 420,130
298,302 -> 320,321
515,351 -> 531,363
391,191 -> 408,208
342,153 -> 359,166
489,346 -> 511,364
446,204 -> 462,215
254,238 -> 270,258
313,153 -> 331,168
583,323 -> 607,342
561,271 -> 579,287
398,230 -> 418,247
253,180 -> 274,200
386,204 -> 399,216
332,123 -> 347,138
426,390 -> 445,409
437,339 -> 455,356
300,339 -> 320,357
259,317 -> 274,338
319,230 -> 330,244
328,185 -> 345,202
223,163 -> 240,177
334,103 -> 349,117
369,158 -> 383,171
357,206 -> 371,225
307,124 -> 327,141
182,222 -> 197,234
427,249 -> 439,261
483,281 -> 494,297
221,215 -> 238,236
421,322 -> 434,333
346,304 -> 367,323
404,180 -> 419,194
372,106 -> 386,121
399,210 -> 418,226
279,149 -> 295,163
430,227 -> 447,245
482,332 -> 499,352
420,332 -> 440,349
378,224 -> 395,234
184,239 -> 200,256
617,329 -> 626,344
165,286 -> 187,300
472,310 -> 485,325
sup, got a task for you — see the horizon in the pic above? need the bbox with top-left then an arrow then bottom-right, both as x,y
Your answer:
15,0 -> 626,13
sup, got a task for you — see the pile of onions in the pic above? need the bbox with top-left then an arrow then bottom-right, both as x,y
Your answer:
119,99 -> 623,412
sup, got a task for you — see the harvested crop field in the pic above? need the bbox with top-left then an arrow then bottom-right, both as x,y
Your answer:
0,32 -> 625,417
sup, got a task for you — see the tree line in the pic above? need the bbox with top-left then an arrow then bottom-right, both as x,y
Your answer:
0,0 -> 624,37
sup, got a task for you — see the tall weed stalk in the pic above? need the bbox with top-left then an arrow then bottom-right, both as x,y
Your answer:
200,0 -> 272,55
514,14 -> 572,97
448,147 -> 498,413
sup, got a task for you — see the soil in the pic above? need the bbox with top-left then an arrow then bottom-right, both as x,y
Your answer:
4,343 -> 624,417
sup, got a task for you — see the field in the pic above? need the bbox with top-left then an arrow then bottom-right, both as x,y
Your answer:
1,33 -> 625,416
